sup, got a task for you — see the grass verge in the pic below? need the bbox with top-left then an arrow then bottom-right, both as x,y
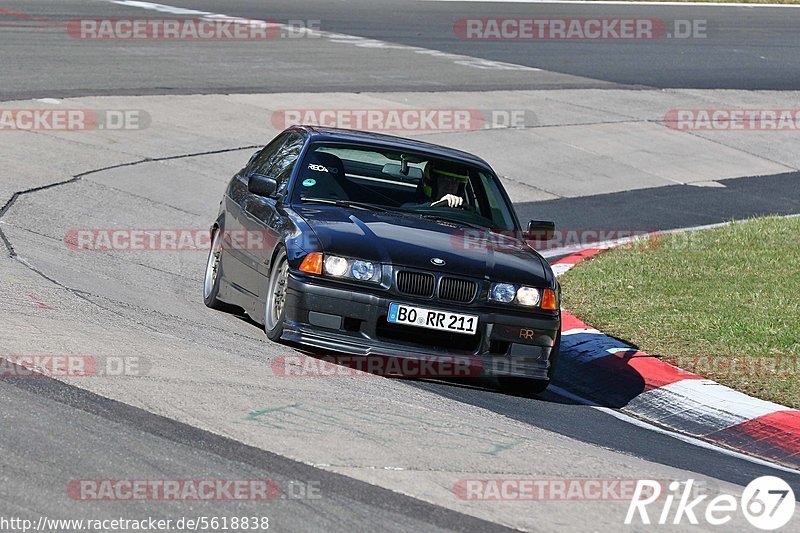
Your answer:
561,216 -> 800,408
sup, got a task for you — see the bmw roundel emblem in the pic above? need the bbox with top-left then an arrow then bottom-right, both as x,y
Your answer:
431,258 -> 446,266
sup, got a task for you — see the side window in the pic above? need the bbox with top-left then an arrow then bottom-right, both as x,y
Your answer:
267,133 -> 305,194
248,133 -> 289,176
478,172 -> 515,230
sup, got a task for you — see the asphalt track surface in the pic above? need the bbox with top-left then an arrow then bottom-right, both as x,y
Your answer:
517,171 -> 800,232
2,1 -> 800,532
2,0 -> 800,100
0,375 -> 511,533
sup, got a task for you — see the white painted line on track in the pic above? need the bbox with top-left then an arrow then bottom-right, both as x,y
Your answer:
562,327 -> 602,335
109,0 -> 204,14
421,0 -> 800,8
110,1 -> 540,71
548,385 -> 800,476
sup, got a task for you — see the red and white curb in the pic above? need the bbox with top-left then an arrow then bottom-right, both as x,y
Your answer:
553,246 -> 800,470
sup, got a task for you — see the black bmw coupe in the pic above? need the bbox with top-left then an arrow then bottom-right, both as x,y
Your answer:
204,126 -> 561,393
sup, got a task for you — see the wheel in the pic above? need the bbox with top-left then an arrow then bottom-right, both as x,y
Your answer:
498,332 -> 560,397
264,249 -> 289,341
203,227 -> 226,309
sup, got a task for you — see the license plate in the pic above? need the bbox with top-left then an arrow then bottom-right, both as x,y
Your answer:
387,303 -> 478,335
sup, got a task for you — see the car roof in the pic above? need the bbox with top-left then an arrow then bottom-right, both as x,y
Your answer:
292,125 -> 494,171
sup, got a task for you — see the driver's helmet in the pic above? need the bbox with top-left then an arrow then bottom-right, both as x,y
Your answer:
421,161 -> 470,200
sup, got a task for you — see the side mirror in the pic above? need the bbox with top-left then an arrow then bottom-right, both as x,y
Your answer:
526,220 -> 556,242
247,174 -> 278,197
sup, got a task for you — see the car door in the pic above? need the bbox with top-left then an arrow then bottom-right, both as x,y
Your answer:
240,131 -> 306,300
223,133 -> 290,297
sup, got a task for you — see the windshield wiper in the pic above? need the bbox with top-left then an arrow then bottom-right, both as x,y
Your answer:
300,198 -> 395,213
419,213 -> 487,231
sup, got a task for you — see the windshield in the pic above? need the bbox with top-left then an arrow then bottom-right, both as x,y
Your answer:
290,142 -> 517,230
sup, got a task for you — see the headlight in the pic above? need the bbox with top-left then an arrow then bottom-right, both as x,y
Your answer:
490,283 -> 516,303
489,283 -> 554,309
516,286 -> 541,306
324,255 -> 349,277
317,254 -> 380,282
351,260 -> 375,281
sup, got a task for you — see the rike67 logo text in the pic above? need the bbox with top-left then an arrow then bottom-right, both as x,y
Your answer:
626,477 -> 795,530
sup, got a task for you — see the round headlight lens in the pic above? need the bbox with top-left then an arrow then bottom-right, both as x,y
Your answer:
516,286 -> 541,306
491,283 -> 516,303
324,255 -> 349,277
351,260 -> 376,281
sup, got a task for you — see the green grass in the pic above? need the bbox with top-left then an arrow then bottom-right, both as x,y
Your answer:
561,216 -> 800,408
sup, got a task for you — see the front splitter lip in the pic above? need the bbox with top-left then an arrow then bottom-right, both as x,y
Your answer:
280,324 -> 551,380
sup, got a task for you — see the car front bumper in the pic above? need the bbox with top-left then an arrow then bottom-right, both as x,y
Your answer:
282,272 -> 560,380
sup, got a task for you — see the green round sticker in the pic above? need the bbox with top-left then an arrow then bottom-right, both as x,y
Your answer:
302,178 -> 316,187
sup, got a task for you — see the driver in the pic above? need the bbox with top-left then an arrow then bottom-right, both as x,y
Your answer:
412,161 -> 470,208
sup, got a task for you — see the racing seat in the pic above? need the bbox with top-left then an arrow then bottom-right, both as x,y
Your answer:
299,152 -> 351,200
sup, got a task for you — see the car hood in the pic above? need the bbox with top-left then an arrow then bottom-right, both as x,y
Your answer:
298,206 -> 552,286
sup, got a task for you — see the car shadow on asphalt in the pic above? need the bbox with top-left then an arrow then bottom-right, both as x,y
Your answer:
228,311 -> 625,407
288,344 -> 582,405
556,330 -> 650,408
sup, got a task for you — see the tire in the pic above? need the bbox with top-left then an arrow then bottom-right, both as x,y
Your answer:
264,248 -> 289,341
203,227 -> 226,309
498,332 -> 560,397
